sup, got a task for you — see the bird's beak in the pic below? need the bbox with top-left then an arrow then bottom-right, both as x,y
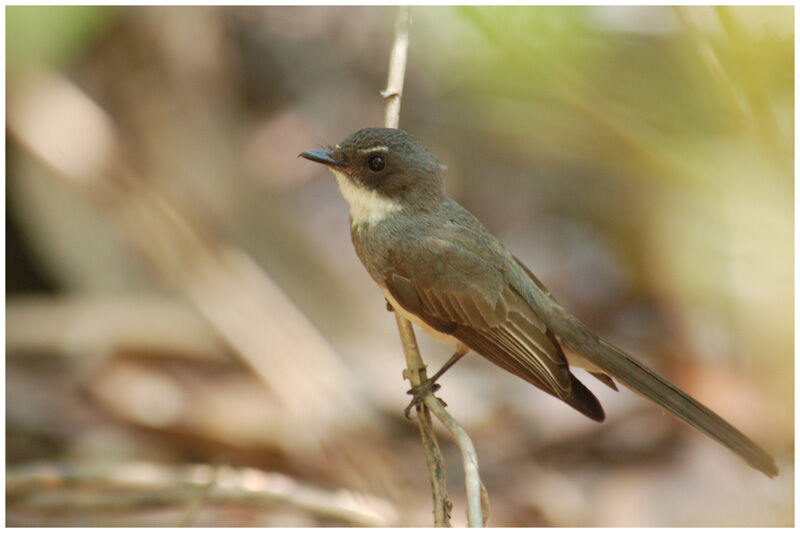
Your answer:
298,149 -> 346,167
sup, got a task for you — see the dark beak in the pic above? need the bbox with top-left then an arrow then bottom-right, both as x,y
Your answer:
298,149 -> 346,167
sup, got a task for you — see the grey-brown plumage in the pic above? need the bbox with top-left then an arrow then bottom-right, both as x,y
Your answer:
299,127 -> 778,478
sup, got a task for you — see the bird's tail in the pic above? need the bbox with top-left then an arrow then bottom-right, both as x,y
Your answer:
555,315 -> 778,477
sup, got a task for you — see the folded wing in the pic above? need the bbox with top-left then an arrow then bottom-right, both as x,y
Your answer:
383,242 -> 604,421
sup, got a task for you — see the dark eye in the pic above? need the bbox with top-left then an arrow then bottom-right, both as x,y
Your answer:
368,155 -> 385,172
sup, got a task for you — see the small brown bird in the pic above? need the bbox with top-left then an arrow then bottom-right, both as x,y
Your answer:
300,127 -> 777,477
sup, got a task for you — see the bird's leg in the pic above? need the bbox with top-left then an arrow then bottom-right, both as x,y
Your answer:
404,345 -> 468,419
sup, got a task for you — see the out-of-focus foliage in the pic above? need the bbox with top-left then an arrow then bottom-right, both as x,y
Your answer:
6,6 -> 793,527
7,6 -> 118,69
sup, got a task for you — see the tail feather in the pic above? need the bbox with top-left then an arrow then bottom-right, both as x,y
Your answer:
566,373 -> 606,422
512,255 -> 777,477
557,318 -> 778,477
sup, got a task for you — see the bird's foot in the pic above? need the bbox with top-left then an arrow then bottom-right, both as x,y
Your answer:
404,378 -> 443,419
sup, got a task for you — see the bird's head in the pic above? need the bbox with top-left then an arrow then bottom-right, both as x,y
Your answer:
300,127 -> 444,224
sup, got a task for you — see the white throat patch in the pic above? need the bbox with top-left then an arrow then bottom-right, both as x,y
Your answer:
331,169 -> 402,227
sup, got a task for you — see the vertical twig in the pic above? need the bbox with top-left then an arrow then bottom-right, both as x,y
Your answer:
382,6 -> 411,129
382,6 -> 487,527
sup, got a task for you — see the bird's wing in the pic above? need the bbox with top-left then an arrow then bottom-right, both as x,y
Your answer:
384,238 -> 604,421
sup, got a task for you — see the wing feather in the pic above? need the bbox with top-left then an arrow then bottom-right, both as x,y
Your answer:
383,243 -> 603,421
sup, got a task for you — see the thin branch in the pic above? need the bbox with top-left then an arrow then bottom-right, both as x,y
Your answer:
7,461 -> 397,527
395,313 -> 451,526
382,6 -> 412,129
383,6 -> 486,527
424,396 -> 489,527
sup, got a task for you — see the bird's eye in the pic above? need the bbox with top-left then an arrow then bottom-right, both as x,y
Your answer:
368,155 -> 386,172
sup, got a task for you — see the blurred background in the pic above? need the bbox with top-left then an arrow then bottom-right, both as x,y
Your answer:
5,5 -> 793,526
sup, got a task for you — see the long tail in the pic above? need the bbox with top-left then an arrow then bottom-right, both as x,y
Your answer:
553,314 -> 778,477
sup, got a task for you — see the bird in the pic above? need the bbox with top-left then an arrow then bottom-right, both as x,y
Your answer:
299,126 -> 778,478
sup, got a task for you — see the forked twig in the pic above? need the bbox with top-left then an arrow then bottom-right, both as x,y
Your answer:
424,396 -> 489,527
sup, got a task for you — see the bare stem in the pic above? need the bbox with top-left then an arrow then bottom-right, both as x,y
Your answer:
395,313 -> 451,526
382,5 -> 486,527
383,6 -> 412,129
